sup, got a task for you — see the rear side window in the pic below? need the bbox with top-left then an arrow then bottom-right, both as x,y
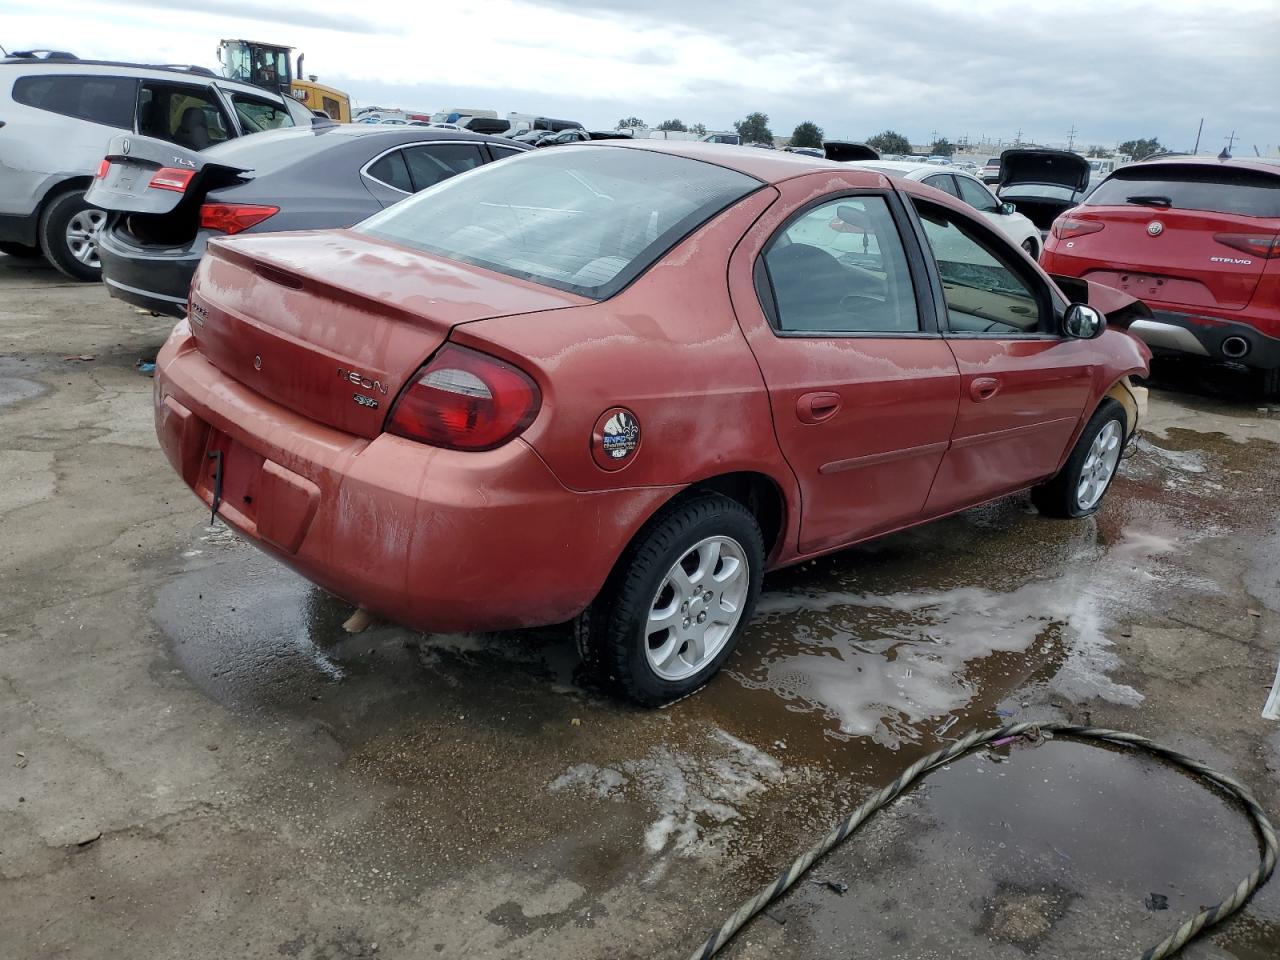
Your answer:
922,174 -> 959,198
366,150 -> 413,192
402,143 -> 485,191
762,196 -> 919,334
12,74 -> 137,128
138,83 -> 231,149
1087,165 -> 1280,217
357,146 -> 760,299
489,146 -> 523,160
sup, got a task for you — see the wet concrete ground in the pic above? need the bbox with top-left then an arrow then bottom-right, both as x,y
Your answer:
2,251 -> 1279,959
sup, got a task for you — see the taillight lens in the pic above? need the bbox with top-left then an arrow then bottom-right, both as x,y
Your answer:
199,203 -> 280,236
1051,217 -> 1105,240
386,344 -> 540,451
148,167 -> 196,193
1213,233 -> 1280,259
95,158 -> 110,180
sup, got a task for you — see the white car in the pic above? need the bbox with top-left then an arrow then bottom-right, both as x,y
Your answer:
850,160 -> 1044,258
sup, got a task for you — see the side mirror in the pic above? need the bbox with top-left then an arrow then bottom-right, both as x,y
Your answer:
998,201 -> 1017,216
1062,303 -> 1105,339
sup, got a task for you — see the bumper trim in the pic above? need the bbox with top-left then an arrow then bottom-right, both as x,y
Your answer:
104,275 -> 188,306
1128,319 -> 1211,357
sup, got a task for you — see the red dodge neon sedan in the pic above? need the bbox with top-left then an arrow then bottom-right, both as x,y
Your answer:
1042,156 -> 1280,394
154,141 -> 1150,704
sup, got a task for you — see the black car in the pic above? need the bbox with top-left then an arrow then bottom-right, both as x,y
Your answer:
85,125 -> 527,316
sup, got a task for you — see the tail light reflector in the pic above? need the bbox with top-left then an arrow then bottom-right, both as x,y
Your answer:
1213,233 -> 1280,259
200,203 -> 280,236
95,158 -> 110,180
1051,217 -> 1105,240
148,167 -> 196,193
386,344 -> 540,451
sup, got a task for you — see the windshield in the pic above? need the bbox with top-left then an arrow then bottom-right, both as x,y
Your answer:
356,146 -> 761,299
1087,165 -> 1280,217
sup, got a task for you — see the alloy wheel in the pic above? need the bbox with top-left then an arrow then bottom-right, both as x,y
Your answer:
644,536 -> 750,681
66,208 -> 107,268
1076,420 -> 1122,510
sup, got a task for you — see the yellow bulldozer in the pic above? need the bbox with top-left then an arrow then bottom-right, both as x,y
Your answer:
217,39 -> 352,122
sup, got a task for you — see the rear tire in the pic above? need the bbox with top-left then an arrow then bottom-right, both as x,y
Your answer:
576,494 -> 764,706
0,241 -> 42,259
1031,399 -> 1127,519
38,189 -> 106,281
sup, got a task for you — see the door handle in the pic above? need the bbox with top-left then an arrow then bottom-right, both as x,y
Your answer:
969,377 -> 1001,402
797,391 -> 842,424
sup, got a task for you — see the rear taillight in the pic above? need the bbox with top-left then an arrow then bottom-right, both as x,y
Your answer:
94,158 -> 110,180
1213,233 -> 1280,259
386,344 -> 541,451
148,167 -> 196,193
1051,217 -> 1105,241
199,203 -> 280,236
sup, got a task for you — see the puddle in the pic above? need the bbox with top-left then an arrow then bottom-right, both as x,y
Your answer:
766,737 -> 1274,957
0,375 -> 44,408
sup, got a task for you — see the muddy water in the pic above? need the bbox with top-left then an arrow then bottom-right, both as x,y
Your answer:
149,406 -> 1280,957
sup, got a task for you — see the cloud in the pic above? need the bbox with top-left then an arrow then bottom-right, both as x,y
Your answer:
5,0 -> 1277,153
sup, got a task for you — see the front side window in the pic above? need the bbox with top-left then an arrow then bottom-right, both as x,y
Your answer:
357,146 -> 760,299
403,143 -> 485,191
138,83 -> 230,149
761,195 -> 919,334
913,200 -> 1045,335
229,93 -> 295,133
12,74 -> 137,129
955,176 -> 1000,213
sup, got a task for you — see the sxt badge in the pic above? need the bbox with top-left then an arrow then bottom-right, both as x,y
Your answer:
592,407 -> 641,471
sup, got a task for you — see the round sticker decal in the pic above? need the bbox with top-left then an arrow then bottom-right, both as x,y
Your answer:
592,407 -> 641,471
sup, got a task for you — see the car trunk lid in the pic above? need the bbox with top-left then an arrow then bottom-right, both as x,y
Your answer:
999,149 -> 1091,193
1063,205 -> 1279,311
189,230 -> 589,438
85,133 -> 249,247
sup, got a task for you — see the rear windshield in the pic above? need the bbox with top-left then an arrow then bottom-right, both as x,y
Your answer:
356,146 -> 761,299
1087,165 -> 1280,217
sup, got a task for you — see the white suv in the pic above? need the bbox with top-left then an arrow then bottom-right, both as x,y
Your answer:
0,55 -> 312,279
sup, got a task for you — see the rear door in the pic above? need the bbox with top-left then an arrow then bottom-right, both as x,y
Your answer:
1063,164 -> 1280,312
906,192 -> 1096,513
728,173 -> 961,554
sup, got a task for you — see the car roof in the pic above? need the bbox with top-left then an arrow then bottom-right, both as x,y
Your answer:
852,160 -> 985,182
1132,155 -> 1280,178
595,138 -> 842,183
0,57 -> 274,96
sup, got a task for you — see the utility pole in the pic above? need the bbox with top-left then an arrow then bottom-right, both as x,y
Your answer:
1014,127 -> 1023,146
1192,118 -> 1204,154
1067,123 -> 1077,151
1224,130 -> 1238,156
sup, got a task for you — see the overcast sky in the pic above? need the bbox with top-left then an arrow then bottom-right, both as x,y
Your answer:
7,0 -> 1278,154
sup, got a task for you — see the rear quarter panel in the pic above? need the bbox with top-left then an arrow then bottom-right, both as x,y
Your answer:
450,186 -> 797,507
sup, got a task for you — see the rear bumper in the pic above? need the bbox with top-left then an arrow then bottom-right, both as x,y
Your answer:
97,226 -> 200,317
153,323 -> 676,633
1128,309 -> 1280,371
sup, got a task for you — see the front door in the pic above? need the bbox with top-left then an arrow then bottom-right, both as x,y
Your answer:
906,194 -> 1097,515
728,178 -> 961,555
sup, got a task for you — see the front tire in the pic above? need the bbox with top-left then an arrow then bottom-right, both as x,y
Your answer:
1031,399 -> 1127,519
577,494 -> 764,706
39,189 -> 106,281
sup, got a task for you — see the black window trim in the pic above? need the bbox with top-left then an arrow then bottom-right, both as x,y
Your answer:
904,196 -> 1065,340
753,188 -> 942,340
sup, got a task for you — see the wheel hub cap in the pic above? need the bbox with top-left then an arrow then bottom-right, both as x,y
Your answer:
644,535 -> 750,682
66,208 -> 107,268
